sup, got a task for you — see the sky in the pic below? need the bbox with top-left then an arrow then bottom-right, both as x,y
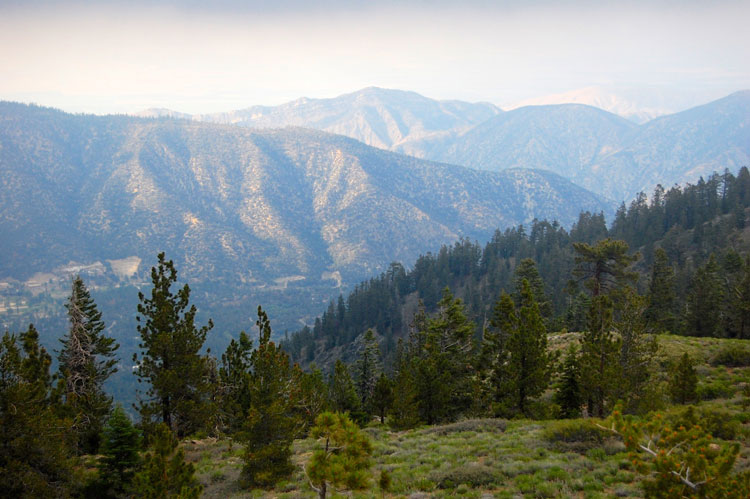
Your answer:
0,0 -> 748,115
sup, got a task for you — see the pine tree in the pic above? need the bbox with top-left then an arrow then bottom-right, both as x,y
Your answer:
573,239 -> 638,417
389,342 -> 420,429
307,412 -> 373,499
58,276 -> 119,454
579,294 -> 621,417
294,364 -> 329,433
133,253 -> 214,437
132,423 -> 202,498
645,248 -> 677,333
669,353 -> 698,405
98,405 -> 141,493
411,288 -> 475,423
553,344 -> 583,418
490,282 -> 554,416
685,254 -> 725,337
217,331 -> 253,434
572,238 -> 639,296
614,287 -> 659,413
514,258 -> 552,319
371,373 -> 394,424
354,329 -> 381,414
329,359 -> 360,415
239,306 -> 297,488
0,328 -> 75,498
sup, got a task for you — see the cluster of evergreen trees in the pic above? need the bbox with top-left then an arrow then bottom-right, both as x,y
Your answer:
284,168 -> 750,367
1,253 -> 375,497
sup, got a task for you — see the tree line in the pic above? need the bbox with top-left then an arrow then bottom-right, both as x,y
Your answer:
284,167 -> 750,368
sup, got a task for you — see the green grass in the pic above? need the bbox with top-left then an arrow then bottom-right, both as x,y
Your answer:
181,333 -> 750,498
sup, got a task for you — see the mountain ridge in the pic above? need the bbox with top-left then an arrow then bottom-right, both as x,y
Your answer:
133,87 -> 750,202
0,101 -> 608,289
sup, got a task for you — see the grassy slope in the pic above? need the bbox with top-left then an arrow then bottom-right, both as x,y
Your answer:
185,333 -> 750,498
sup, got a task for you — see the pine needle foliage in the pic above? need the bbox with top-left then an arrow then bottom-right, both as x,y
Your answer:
239,306 -> 297,489
58,276 -> 119,454
670,353 -> 698,405
0,327 -> 75,498
132,423 -> 202,498
307,412 -> 373,499
98,405 -> 141,493
133,253 -> 214,437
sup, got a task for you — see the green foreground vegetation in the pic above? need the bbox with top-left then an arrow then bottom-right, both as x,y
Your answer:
185,332 -> 750,497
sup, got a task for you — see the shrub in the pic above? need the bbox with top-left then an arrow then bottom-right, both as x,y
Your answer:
710,346 -> 750,367
542,420 -> 611,452
429,464 -> 501,489
697,379 -> 734,400
667,406 -> 742,440
419,418 -> 507,436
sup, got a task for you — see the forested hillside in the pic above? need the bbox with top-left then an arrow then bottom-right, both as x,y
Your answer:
4,168 -> 750,497
284,167 -> 750,368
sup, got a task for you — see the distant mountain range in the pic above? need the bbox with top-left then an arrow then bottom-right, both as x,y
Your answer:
0,102 -> 606,292
138,87 -> 501,159
139,88 -> 750,202
506,85 -> 676,124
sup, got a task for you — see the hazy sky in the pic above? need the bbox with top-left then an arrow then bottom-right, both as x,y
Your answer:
1,0 -> 748,114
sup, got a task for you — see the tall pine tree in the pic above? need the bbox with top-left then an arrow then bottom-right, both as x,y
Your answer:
645,248 -> 677,333
58,276 -> 119,454
685,254 -> 725,337
0,327 -> 75,497
240,306 -> 298,488
133,253 -> 214,437
354,329 -> 381,414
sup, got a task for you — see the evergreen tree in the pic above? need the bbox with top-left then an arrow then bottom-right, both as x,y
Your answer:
645,248 -> 677,333
132,423 -> 202,498
307,412 -> 373,499
685,254 -> 725,337
481,292 -> 514,415
133,253 -> 214,437
371,373 -> 394,424
669,353 -> 698,405
579,294 -> 621,417
514,258 -> 552,319
58,276 -> 119,454
98,405 -> 141,493
572,238 -> 639,296
491,282 -> 554,416
20,323 -> 54,393
389,342 -> 420,429
411,288 -> 475,423
573,239 -> 638,417
217,331 -> 253,434
614,288 -> 659,413
553,344 -> 583,418
329,359 -> 360,415
354,329 -> 381,414
0,328 -> 75,498
240,306 -> 297,488
294,364 -> 329,433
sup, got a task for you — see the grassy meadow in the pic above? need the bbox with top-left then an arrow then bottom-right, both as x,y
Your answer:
183,333 -> 750,498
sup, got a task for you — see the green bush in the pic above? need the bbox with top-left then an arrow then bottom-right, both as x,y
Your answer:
667,406 -> 742,440
710,346 -> 750,367
420,418 -> 507,436
542,420 -> 611,453
429,464 -> 502,489
697,379 -> 734,400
